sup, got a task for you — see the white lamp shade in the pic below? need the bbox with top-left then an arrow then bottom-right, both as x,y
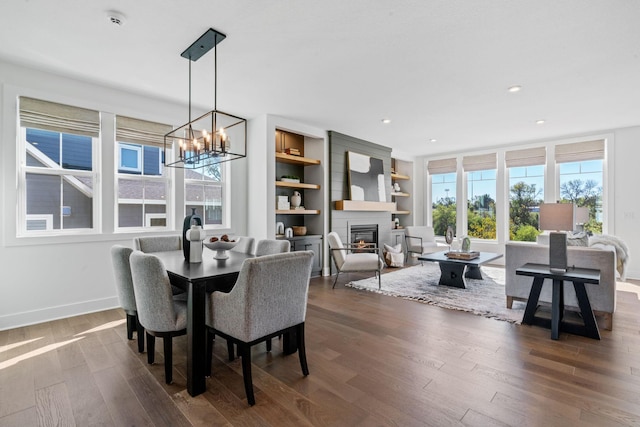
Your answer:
539,203 -> 574,231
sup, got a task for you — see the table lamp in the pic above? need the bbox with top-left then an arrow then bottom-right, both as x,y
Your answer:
574,206 -> 590,232
539,203 -> 574,273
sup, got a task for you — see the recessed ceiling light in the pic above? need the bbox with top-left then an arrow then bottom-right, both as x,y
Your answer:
381,118 -> 391,124
508,85 -> 522,93
536,119 -> 545,125
429,138 -> 437,143
106,10 -> 126,26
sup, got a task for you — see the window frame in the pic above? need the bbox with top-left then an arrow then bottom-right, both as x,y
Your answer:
17,126 -> 100,237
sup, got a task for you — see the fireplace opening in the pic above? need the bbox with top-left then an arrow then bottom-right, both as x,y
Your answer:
350,224 -> 378,250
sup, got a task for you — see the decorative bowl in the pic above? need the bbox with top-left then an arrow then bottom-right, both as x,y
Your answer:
203,239 -> 238,259
291,226 -> 307,236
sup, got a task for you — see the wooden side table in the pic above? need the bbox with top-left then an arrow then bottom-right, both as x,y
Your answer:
516,263 -> 601,340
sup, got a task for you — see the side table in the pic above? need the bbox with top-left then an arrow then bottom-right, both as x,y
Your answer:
516,263 -> 601,340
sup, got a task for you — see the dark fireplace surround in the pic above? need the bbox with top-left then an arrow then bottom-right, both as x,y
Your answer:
349,224 -> 379,248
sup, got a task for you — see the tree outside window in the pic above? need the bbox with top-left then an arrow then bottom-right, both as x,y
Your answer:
467,169 -> 496,239
559,160 -> 603,234
431,172 -> 456,236
509,165 -> 544,241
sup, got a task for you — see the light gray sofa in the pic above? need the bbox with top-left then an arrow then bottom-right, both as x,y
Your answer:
505,241 -> 617,330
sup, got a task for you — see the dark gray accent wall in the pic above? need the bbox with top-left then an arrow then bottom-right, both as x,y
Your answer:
329,131 -> 394,273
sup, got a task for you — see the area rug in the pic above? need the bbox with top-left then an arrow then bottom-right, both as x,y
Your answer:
346,263 -> 527,324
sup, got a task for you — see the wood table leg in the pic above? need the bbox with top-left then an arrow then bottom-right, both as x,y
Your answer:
522,277 -> 544,325
187,282 -> 207,396
437,262 -> 467,288
573,281 -> 601,340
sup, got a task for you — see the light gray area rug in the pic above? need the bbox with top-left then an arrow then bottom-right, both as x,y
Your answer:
346,263 -> 527,324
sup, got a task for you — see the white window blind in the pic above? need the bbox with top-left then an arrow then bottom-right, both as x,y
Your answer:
19,96 -> 100,137
505,147 -> 546,168
427,158 -> 457,174
555,140 -> 604,163
116,116 -> 173,148
463,153 -> 497,172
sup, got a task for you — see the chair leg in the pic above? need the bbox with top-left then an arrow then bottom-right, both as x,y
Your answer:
332,271 -> 341,289
163,336 -> 173,384
147,333 -> 155,365
126,313 -> 135,340
266,338 -> 272,352
378,269 -> 381,290
227,340 -> 235,361
296,324 -> 309,376
206,329 -> 214,377
136,317 -> 145,353
239,343 -> 255,406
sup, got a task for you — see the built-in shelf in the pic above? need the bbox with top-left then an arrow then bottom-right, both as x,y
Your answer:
335,200 -> 397,212
393,210 -> 411,215
276,209 -> 321,215
275,152 -> 321,166
391,172 -> 410,180
390,192 -> 409,197
276,181 -> 320,190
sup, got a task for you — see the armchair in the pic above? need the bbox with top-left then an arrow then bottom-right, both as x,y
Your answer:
404,226 -> 440,259
327,231 -> 384,289
206,251 -> 314,406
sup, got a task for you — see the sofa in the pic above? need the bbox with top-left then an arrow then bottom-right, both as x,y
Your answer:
505,241 -> 617,330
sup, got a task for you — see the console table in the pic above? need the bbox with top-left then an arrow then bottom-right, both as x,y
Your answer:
516,263 -> 601,340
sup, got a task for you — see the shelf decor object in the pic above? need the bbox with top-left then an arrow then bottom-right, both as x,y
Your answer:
164,28 -> 247,169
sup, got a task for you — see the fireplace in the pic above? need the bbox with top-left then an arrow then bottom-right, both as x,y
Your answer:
350,224 -> 379,249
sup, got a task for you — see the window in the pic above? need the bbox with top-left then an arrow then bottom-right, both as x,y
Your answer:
505,147 -> 546,241
428,158 -> 457,236
115,116 -> 172,229
556,140 -> 604,234
464,153 -> 497,239
185,161 -> 226,226
18,97 -> 99,235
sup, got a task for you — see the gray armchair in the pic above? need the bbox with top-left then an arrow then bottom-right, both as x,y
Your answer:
133,235 -> 185,297
229,236 -> 256,255
205,251 -> 314,406
327,231 -> 384,289
129,251 -> 187,384
110,245 -> 144,353
255,239 -> 290,257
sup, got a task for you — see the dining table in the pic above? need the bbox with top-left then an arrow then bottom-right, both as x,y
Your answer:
151,248 -> 253,397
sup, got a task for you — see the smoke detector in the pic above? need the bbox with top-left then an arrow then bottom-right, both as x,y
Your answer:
106,11 -> 126,26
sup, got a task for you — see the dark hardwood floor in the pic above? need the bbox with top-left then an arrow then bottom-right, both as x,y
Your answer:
2,266 -> 640,426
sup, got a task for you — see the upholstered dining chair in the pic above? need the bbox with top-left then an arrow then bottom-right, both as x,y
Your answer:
110,245 -> 144,353
133,235 -> 186,297
229,236 -> 256,255
255,239 -> 290,257
327,231 -> 384,289
129,251 -> 187,384
205,251 -> 314,406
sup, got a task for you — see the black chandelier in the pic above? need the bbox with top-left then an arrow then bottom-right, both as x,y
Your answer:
164,28 -> 247,169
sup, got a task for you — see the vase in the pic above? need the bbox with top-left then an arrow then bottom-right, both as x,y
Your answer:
291,191 -> 301,209
183,208 -> 202,261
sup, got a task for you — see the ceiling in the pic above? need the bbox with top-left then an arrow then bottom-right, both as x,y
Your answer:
2,0 -> 640,158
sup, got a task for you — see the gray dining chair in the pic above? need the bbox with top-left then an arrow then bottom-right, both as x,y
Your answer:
255,239 -> 290,257
110,245 -> 144,353
230,236 -> 255,255
205,251 -> 314,406
133,235 -> 186,298
129,251 -> 187,384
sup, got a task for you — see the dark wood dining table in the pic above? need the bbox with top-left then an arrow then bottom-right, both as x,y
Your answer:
152,249 -> 253,397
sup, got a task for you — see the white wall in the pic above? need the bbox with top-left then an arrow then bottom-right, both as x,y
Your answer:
0,60 -> 250,330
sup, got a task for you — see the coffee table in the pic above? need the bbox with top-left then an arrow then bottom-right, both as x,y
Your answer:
417,251 -> 503,288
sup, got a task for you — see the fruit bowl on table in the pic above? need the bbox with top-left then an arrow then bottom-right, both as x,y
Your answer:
203,239 -> 238,259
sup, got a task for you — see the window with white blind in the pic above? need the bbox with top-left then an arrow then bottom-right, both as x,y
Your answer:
18,97 -> 100,235
463,153 -> 497,239
115,115 -> 172,229
428,158 -> 457,236
506,147 -> 546,241
556,140 -> 604,234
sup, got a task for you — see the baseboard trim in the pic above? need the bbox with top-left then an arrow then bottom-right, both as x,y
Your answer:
0,296 -> 119,331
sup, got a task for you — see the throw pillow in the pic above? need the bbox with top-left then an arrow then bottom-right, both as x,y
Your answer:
383,243 -> 404,267
567,232 -> 589,246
